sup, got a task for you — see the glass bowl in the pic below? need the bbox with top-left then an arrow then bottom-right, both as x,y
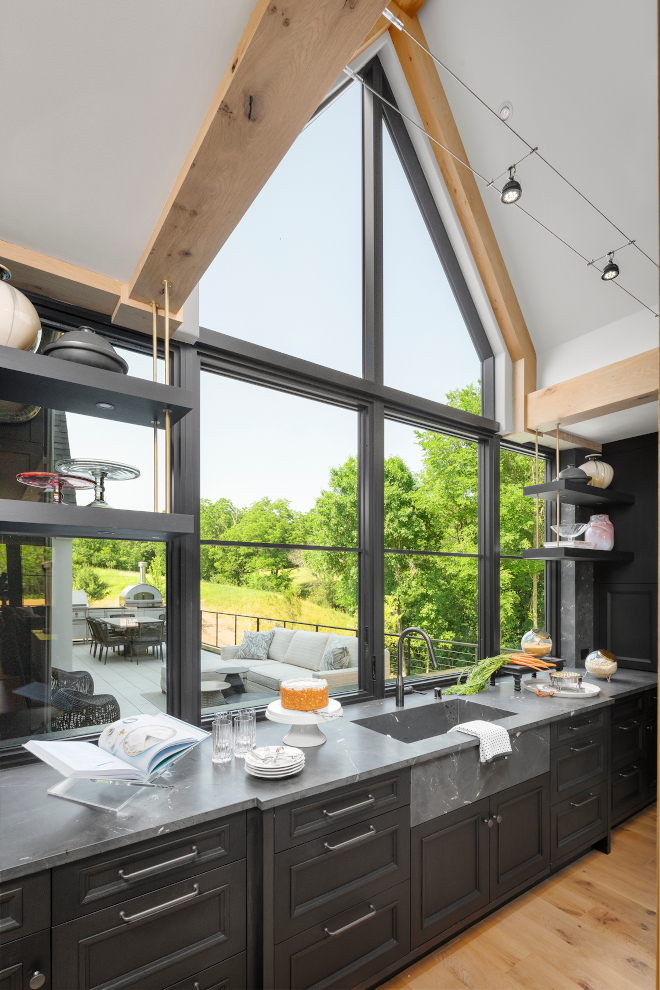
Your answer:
584,650 -> 617,680
521,628 -> 553,657
550,523 -> 588,540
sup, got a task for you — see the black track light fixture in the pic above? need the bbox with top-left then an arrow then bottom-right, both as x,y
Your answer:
501,165 -> 522,204
601,252 -> 619,280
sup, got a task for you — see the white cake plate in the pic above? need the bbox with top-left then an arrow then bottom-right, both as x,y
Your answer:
523,678 -> 600,698
265,699 -> 343,747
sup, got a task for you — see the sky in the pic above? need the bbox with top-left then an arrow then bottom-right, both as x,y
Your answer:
65,80 -> 479,514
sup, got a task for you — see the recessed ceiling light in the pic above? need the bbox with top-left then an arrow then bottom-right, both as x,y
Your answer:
96,401 -> 115,410
499,102 -> 513,121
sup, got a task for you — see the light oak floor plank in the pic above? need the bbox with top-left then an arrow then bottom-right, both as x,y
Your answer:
379,804 -> 656,990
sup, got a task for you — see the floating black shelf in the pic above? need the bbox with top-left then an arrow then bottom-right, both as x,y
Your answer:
522,546 -> 634,562
523,479 -> 634,507
0,500 -> 194,542
0,345 -> 194,429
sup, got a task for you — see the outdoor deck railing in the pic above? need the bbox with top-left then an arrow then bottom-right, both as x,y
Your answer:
200,608 -> 477,678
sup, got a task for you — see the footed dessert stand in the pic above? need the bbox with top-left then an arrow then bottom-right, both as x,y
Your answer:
265,699 -> 342,747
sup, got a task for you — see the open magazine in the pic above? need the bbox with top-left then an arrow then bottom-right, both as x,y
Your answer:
24,714 -> 209,782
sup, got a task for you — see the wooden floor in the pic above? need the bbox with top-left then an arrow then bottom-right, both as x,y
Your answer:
381,805 -> 656,990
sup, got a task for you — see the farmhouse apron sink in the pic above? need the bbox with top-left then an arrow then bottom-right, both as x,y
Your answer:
354,699 -> 515,744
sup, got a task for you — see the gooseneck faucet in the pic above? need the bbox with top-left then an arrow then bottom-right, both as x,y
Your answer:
396,627 -> 438,708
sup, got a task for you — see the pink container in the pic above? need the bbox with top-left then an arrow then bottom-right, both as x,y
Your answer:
585,514 -> 614,551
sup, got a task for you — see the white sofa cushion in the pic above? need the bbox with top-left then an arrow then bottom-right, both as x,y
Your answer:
248,661 -> 316,693
324,634 -> 358,666
268,627 -> 296,661
283,631 -> 329,671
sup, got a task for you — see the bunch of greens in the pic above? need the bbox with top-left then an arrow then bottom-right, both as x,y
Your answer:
443,654 -> 509,695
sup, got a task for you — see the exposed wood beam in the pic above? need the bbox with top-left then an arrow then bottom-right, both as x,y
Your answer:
128,0 -> 390,313
526,349 -> 659,431
112,287 -> 182,336
540,429 -> 602,453
351,11 -> 391,61
395,0 -> 428,13
0,239 -> 121,316
387,9 -> 536,434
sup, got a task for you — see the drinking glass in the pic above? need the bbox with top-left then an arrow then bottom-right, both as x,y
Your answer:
234,709 -> 256,758
212,712 -> 232,764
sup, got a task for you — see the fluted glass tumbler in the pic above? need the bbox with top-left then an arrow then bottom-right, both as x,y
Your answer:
234,709 -> 256,758
212,712 -> 232,764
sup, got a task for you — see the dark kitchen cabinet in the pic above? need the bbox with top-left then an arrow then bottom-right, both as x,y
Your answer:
489,776 -> 550,901
611,716 -> 645,771
550,732 -> 608,803
550,782 -> 609,864
611,762 -> 646,825
0,930 -> 51,990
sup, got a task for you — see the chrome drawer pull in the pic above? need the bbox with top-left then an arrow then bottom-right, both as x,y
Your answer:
119,883 -> 199,923
570,741 -> 595,752
618,722 -> 640,731
617,767 -> 639,779
118,845 -> 198,881
570,794 -> 597,808
324,825 -> 377,853
568,720 -> 596,731
324,905 -> 377,937
323,795 -> 375,819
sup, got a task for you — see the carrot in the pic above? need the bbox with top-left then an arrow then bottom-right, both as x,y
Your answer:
536,687 -> 555,697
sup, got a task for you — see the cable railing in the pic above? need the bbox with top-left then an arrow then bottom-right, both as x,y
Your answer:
200,608 -> 477,679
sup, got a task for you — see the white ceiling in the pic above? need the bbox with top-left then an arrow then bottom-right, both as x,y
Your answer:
0,0 -> 254,281
418,0 -> 659,355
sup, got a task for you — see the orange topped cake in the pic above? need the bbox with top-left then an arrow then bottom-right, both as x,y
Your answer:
280,678 -> 329,712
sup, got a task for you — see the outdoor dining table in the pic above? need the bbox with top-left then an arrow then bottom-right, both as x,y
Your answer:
104,616 -> 165,657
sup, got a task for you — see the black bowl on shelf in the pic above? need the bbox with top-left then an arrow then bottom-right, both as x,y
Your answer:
42,327 -> 128,374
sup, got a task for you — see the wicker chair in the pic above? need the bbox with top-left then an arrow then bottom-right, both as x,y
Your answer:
51,667 -> 95,695
50,687 -> 120,732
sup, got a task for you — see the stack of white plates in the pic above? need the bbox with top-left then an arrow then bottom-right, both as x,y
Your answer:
244,745 -> 305,779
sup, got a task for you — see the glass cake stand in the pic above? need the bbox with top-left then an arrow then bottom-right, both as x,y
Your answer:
16,471 -> 96,503
55,458 -> 140,507
265,699 -> 343,747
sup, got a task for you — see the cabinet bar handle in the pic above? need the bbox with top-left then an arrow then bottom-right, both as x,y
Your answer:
570,741 -> 595,752
119,883 -> 199,922
324,904 -> 377,937
323,795 -> 375,819
118,845 -> 198,881
570,794 -> 597,808
618,722 -> 640,731
324,825 -> 377,853
617,767 -> 639,779
568,720 -> 596,730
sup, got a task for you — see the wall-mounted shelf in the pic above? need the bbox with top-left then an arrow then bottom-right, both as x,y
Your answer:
523,479 -> 634,507
522,547 -> 634,562
0,345 -> 194,429
0,500 -> 194,541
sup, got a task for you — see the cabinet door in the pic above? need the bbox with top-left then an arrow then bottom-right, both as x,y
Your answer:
611,717 -> 645,771
0,872 -> 51,946
0,930 -> 51,990
611,762 -> 646,825
411,798 -> 489,949
489,776 -> 550,901
161,952 -> 246,990
646,721 -> 657,799
550,782 -> 608,864
550,733 -> 608,803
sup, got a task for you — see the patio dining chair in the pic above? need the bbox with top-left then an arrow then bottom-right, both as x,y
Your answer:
129,620 -> 165,663
87,617 -> 103,658
95,621 -> 132,665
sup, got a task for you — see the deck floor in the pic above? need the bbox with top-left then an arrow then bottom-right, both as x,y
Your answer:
71,642 -> 163,717
381,804 -> 657,990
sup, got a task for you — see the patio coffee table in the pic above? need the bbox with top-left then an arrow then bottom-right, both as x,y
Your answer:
200,679 -> 229,708
215,666 -> 249,695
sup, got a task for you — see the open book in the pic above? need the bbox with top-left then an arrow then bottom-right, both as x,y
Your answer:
24,714 -> 209,782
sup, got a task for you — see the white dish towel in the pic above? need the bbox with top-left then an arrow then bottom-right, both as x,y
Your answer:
455,720 -> 512,764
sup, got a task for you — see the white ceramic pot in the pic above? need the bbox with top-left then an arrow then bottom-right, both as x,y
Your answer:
578,454 -> 613,489
0,278 -> 41,350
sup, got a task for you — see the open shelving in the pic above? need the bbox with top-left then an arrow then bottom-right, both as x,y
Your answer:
0,500 -> 194,541
522,479 -> 634,507
522,546 -> 634,562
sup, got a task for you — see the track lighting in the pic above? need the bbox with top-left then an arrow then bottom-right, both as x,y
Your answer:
501,166 -> 522,204
601,252 -> 619,280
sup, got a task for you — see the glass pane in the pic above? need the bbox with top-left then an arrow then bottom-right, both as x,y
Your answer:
384,420 -> 479,552
383,125 -> 481,404
199,83 -> 362,374
200,372 -> 357,543
200,548 -> 359,712
384,553 -> 478,683
500,448 -> 545,554
500,559 -> 544,651
0,537 -> 166,750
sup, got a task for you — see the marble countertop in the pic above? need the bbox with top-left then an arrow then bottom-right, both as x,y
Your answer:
1,668 -> 655,883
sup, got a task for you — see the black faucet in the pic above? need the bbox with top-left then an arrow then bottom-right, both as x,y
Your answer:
396,627 -> 438,708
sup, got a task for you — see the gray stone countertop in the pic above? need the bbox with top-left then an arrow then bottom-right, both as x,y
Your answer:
1,668 -> 655,883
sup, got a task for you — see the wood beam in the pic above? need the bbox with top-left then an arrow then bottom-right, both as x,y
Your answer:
128,0 -> 390,313
0,239 -> 121,316
388,9 -> 536,433
526,349 -> 659,431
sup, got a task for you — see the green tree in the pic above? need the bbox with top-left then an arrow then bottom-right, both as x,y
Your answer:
72,567 -> 110,603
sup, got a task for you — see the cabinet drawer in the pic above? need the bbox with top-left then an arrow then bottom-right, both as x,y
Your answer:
611,762 -> 646,825
646,721 -> 657,797
646,688 -> 658,715
612,692 -> 645,725
162,951 -> 246,990
550,782 -> 608,863
274,806 -> 410,942
611,717 -> 645,771
0,872 -> 50,946
411,798 -> 490,949
0,930 -> 51,990
53,812 -> 245,923
274,771 -> 410,852
52,859 -> 246,990
550,733 -> 608,803
551,709 -> 607,747
274,880 -> 410,990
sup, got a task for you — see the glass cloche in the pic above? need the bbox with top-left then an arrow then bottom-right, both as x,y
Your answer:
521,628 -> 553,657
